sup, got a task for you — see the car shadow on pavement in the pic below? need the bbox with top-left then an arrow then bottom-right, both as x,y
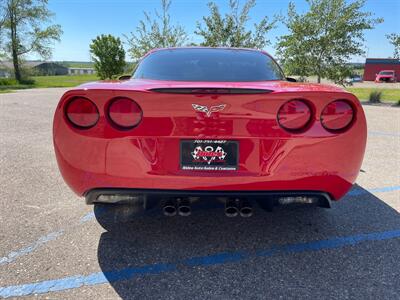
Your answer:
96,184 -> 400,299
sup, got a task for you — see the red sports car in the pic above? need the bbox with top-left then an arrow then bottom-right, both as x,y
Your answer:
375,70 -> 397,83
53,47 -> 366,227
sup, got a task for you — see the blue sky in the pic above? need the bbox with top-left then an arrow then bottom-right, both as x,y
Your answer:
43,0 -> 399,62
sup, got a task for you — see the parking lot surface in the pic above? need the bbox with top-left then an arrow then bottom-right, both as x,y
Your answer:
0,88 -> 399,299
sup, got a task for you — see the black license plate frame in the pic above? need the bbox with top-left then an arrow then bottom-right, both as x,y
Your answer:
180,139 -> 239,171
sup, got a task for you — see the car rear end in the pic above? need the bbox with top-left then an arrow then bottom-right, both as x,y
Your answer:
53,48 -> 366,218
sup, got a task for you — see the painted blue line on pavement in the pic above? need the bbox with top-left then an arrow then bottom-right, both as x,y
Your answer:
0,263 -> 175,298
0,230 -> 64,266
257,230 -> 400,256
1,184 -> 398,268
368,131 -> 400,138
79,205 -> 110,224
0,209 -> 97,267
185,252 -> 246,266
79,212 -> 95,224
367,186 -> 400,193
1,229 -> 399,298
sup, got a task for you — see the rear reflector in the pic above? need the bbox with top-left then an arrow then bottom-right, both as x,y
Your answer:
96,194 -> 139,203
108,98 -> 142,129
65,97 -> 99,128
321,100 -> 354,131
277,100 -> 311,131
278,196 -> 319,205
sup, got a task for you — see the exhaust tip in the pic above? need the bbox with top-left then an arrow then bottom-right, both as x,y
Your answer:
239,207 -> 253,217
177,198 -> 191,217
239,200 -> 253,217
225,206 -> 239,217
163,200 -> 177,217
225,199 -> 239,217
178,205 -> 191,216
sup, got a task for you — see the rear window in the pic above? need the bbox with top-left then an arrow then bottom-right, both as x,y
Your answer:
379,71 -> 394,75
133,48 -> 284,82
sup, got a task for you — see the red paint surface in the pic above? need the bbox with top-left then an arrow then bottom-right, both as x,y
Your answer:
53,79 -> 367,201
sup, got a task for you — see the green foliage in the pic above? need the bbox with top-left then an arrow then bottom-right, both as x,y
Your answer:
0,74 -> 34,86
126,0 -> 188,61
369,90 -> 382,103
386,33 -> 400,59
0,74 -> 98,91
195,0 -> 276,48
0,0 -> 62,82
0,77 -> 34,90
0,78 -> 18,86
20,78 -> 35,85
33,74 -> 97,87
0,3 -> 6,58
90,34 -> 126,80
276,0 -> 383,84
347,88 -> 400,102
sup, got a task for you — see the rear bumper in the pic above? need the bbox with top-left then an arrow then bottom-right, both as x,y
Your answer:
85,188 -> 332,208
54,134 -> 364,200
376,77 -> 396,82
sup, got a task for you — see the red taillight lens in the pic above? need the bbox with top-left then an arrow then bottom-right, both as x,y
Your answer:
66,97 -> 99,128
108,98 -> 142,128
321,100 -> 354,131
277,100 -> 312,131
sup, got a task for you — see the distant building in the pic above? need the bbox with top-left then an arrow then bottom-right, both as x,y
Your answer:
68,67 -> 96,75
0,61 -> 69,76
32,62 -> 69,76
363,58 -> 400,81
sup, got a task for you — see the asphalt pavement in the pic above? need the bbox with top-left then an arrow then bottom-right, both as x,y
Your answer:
0,88 -> 399,299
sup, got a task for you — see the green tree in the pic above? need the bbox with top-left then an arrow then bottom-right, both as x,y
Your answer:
126,0 -> 187,61
195,0 -> 276,48
276,0 -> 383,84
0,0 -> 62,82
386,33 -> 400,59
0,7 -> 5,60
89,34 -> 126,80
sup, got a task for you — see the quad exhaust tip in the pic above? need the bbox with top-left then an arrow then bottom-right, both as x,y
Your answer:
225,198 -> 253,217
163,198 -> 192,217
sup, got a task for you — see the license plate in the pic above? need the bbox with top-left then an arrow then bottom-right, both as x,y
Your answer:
180,140 -> 238,171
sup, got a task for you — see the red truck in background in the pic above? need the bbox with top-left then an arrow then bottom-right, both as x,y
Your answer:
375,70 -> 397,83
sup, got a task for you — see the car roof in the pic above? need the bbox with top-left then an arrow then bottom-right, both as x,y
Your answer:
142,46 -> 271,59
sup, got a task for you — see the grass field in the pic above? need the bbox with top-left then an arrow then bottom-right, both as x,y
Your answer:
347,88 -> 400,102
0,74 -> 99,92
33,74 -> 99,87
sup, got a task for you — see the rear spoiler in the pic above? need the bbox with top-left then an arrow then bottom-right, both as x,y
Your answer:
148,88 -> 273,94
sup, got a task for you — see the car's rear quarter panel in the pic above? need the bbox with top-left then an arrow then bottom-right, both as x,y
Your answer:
53,87 -> 366,200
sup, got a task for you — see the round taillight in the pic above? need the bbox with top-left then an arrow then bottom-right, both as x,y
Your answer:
277,100 -> 312,131
66,97 -> 99,128
321,100 -> 354,131
108,98 -> 142,129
